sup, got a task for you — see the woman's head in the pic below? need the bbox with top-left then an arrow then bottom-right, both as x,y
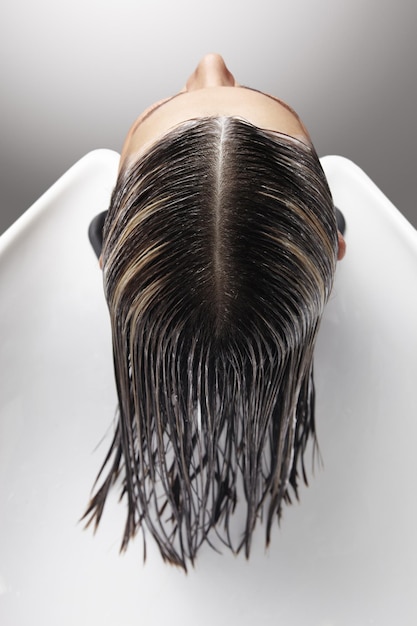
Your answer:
119,52 -> 311,169
86,55 -> 345,570
113,53 -> 345,261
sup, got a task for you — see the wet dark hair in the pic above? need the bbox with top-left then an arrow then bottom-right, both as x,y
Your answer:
84,116 -> 338,570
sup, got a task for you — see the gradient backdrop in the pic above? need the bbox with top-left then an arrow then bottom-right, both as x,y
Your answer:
1,0 -> 416,234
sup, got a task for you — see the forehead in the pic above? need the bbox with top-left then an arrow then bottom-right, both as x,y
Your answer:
121,86 -> 311,166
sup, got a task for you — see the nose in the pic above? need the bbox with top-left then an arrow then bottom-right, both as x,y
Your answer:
185,53 -> 237,90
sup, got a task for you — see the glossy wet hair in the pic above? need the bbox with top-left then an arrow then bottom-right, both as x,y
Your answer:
84,116 -> 338,570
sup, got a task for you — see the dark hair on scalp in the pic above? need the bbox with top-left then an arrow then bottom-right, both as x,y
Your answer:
84,116 -> 338,571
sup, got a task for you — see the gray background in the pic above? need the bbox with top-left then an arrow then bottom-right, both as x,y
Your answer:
1,0 -> 416,235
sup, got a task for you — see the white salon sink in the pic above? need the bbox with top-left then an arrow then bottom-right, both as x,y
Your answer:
1,150 -> 416,625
